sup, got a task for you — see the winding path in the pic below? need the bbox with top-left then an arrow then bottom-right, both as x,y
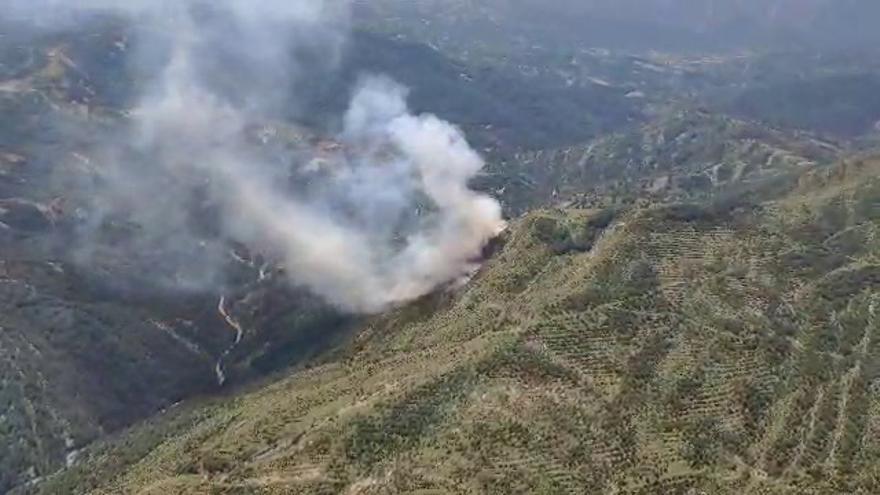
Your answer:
215,295 -> 245,386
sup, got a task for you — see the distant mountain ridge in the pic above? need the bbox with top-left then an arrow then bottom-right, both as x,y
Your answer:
362,0 -> 880,51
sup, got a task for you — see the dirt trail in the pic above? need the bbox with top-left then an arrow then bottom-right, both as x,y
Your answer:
215,296 -> 246,386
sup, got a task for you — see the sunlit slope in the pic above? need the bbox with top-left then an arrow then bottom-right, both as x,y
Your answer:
42,158 -> 880,494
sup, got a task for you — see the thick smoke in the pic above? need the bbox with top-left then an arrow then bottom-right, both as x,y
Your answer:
22,0 -> 504,313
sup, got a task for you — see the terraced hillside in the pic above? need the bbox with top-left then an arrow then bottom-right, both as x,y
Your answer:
36,156 -> 880,494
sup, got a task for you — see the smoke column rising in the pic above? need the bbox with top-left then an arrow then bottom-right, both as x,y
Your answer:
28,0 -> 505,312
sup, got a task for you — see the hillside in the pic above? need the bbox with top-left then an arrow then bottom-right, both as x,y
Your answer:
3,4 -> 880,494
0,15 -> 641,491
484,110 -> 841,213
35,156 -> 880,494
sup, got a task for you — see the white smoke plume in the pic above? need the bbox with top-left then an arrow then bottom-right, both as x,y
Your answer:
21,0 -> 505,313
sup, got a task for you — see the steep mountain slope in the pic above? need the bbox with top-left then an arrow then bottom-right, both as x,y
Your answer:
0,16 -> 639,491
0,32 -> 225,493
37,156 -> 880,494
